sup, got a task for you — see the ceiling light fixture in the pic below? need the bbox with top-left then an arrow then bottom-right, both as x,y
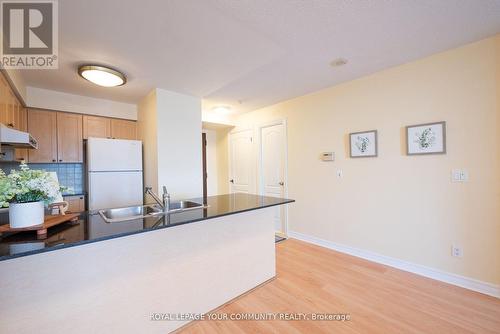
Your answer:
330,58 -> 348,67
78,65 -> 126,87
212,106 -> 232,115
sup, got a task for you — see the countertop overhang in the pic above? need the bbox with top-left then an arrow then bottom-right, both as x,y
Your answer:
0,193 -> 294,261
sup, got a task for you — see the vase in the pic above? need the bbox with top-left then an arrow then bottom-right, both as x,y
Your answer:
9,201 -> 45,228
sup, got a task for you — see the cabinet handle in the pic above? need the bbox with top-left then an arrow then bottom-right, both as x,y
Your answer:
279,181 -> 284,186
59,159 -> 62,162
230,179 -> 234,183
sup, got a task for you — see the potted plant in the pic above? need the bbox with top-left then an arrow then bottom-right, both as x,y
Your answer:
0,163 -> 66,228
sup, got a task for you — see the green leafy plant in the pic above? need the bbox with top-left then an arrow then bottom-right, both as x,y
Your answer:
0,163 -> 68,208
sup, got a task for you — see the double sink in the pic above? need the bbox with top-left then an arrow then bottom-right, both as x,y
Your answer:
99,200 -> 207,223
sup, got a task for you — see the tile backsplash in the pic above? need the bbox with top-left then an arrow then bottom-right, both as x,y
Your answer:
0,162 -> 84,196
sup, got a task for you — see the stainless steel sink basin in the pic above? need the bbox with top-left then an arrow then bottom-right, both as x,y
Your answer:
168,200 -> 206,213
99,201 -> 208,223
99,204 -> 163,223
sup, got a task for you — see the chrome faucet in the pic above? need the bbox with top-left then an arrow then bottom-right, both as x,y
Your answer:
145,186 -> 170,213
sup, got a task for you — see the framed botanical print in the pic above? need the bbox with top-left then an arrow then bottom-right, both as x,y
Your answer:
406,121 -> 446,155
349,130 -> 378,158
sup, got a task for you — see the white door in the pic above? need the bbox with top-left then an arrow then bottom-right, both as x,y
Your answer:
229,130 -> 255,194
260,123 -> 287,236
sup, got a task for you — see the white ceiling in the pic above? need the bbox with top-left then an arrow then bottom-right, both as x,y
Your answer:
18,0 -> 500,114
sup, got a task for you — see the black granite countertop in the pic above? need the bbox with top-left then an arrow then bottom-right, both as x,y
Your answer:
0,193 -> 294,261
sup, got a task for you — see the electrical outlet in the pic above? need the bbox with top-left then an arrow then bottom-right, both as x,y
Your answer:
451,245 -> 463,258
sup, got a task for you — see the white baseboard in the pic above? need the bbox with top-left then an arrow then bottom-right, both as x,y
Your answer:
288,231 -> 500,298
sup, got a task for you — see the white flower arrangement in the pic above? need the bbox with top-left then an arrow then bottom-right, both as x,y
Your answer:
0,163 -> 69,208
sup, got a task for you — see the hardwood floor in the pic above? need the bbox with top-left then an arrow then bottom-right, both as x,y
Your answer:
178,239 -> 500,334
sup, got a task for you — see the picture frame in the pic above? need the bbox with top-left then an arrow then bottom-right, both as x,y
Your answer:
349,130 -> 378,158
406,121 -> 446,155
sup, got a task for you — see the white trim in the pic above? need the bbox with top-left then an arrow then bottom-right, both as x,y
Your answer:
257,119 -> 289,236
288,231 -> 500,298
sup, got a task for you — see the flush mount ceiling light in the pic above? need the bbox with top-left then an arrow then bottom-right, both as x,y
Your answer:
212,106 -> 232,114
330,58 -> 348,67
78,65 -> 126,87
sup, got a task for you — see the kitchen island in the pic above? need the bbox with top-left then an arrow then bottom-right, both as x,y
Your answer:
0,193 -> 294,334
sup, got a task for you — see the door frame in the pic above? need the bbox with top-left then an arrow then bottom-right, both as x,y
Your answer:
228,127 -> 257,194
202,132 -> 207,199
257,119 -> 289,237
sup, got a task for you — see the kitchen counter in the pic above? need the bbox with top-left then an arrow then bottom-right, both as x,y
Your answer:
0,193 -> 294,261
0,193 -> 293,333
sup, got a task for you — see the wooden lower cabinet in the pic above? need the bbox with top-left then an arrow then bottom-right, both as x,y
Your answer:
63,195 -> 85,212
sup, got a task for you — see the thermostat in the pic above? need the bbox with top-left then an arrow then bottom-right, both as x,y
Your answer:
321,152 -> 335,161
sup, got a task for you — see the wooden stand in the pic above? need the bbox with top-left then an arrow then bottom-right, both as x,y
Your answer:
0,213 -> 80,239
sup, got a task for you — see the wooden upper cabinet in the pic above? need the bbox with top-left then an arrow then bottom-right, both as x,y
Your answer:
0,75 -> 8,126
111,119 -> 137,140
28,109 -> 58,163
0,76 -> 16,128
56,112 -> 83,163
83,115 -> 111,139
14,107 -> 28,162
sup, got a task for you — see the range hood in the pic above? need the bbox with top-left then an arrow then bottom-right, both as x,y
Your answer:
0,124 -> 38,149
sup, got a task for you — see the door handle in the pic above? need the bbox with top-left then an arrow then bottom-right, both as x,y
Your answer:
230,179 -> 234,184
279,181 -> 284,186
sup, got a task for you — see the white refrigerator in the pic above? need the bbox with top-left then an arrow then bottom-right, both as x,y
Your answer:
87,138 -> 143,210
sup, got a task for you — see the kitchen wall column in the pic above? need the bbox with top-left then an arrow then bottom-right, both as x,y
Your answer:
138,89 -> 202,200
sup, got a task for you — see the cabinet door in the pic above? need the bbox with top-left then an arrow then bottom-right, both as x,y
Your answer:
110,119 -> 137,140
3,90 -> 15,128
14,107 -> 28,162
28,109 -> 58,163
83,115 -> 111,139
0,76 -> 14,127
11,92 -> 20,129
0,74 -> 6,125
64,195 -> 85,212
57,112 -> 83,163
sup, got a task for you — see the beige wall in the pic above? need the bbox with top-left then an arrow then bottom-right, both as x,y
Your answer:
3,69 -> 27,103
138,89 -> 203,201
202,129 -> 218,196
156,89 -> 203,200
137,90 -> 158,200
216,127 -> 231,194
232,35 -> 500,285
27,87 -> 138,120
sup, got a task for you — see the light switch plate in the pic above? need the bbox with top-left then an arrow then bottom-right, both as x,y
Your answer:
451,169 -> 469,182
321,152 -> 335,161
